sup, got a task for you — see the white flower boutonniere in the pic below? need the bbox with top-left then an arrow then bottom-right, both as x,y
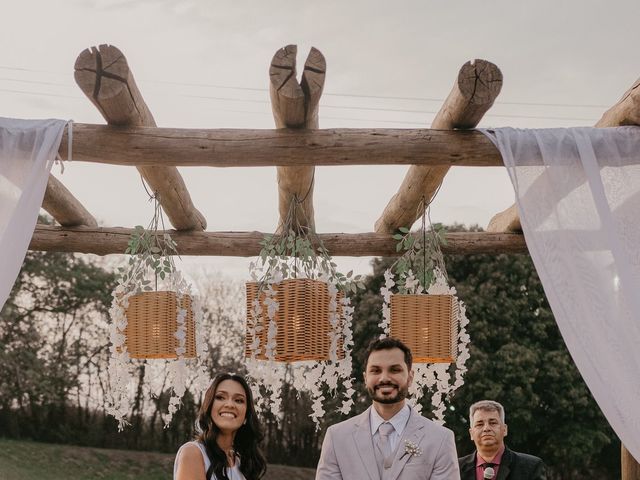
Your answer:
401,439 -> 422,460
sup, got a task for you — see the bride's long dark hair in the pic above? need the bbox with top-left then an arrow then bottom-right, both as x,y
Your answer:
195,373 -> 267,480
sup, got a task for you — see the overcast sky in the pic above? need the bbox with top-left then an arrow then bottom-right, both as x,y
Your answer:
3,0 -> 639,278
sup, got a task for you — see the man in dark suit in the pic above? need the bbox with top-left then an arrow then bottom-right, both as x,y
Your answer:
459,400 -> 546,480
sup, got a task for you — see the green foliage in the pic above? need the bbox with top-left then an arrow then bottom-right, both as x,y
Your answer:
119,198 -> 179,292
255,202 -> 364,294
0,249 -> 116,439
121,226 -> 177,291
391,222 -> 447,292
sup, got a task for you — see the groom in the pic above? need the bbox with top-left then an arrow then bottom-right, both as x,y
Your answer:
316,337 -> 459,480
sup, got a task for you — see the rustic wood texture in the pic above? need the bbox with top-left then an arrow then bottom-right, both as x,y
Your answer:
622,444 -> 640,480
488,74 -> 640,233
74,44 -> 206,231
375,59 -> 503,233
486,203 -> 520,233
597,76 -> 640,127
58,125 -> 503,167
270,45 -> 326,231
30,224 -> 527,256
42,174 -> 97,227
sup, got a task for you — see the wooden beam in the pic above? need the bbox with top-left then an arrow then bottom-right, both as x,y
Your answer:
487,73 -> 640,233
58,125 -> 503,167
29,224 -> 527,256
486,203 -> 520,233
42,174 -> 97,227
622,444 -> 640,480
375,59 -> 503,233
597,77 -> 640,127
74,44 -> 206,231
270,45 -> 325,231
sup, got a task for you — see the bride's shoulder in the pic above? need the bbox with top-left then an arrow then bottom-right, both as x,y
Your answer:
174,442 -> 207,480
177,442 -> 206,461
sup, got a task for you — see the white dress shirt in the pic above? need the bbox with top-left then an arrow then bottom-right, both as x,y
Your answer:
369,403 -> 411,452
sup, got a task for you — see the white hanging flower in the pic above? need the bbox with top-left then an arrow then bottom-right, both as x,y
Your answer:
381,266 -> 470,425
106,231 -> 209,430
246,245 -> 356,427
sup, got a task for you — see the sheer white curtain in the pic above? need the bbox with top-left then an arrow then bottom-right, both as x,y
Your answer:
0,117 -> 68,310
483,126 -> 640,461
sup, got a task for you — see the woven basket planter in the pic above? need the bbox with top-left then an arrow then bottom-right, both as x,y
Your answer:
123,291 -> 196,359
245,278 -> 344,362
390,294 -> 459,363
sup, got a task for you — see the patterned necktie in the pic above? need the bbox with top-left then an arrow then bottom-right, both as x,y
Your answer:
377,422 -> 395,469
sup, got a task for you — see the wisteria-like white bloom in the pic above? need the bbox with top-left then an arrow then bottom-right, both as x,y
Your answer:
382,267 -> 470,425
106,256 -> 209,430
246,258 -> 356,427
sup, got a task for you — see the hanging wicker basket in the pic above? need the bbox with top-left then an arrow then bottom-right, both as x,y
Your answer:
123,291 -> 196,359
390,294 -> 459,363
245,278 -> 344,362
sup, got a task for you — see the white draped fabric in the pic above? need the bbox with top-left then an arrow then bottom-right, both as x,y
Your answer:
0,117 -> 68,311
483,126 -> 640,461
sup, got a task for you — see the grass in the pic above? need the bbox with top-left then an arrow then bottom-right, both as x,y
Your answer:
0,438 -> 316,480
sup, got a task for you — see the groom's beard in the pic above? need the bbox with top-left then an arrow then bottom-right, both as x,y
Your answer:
368,382 -> 408,404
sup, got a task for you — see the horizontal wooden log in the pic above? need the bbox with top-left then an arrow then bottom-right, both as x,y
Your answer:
58,124 -> 503,167
43,174 -> 97,227
29,224 -> 527,256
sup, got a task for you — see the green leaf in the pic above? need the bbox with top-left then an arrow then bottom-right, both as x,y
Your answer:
398,226 -> 410,233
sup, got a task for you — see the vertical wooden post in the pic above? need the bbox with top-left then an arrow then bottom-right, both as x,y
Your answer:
622,444 -> 640,480
269,45 -> 325,231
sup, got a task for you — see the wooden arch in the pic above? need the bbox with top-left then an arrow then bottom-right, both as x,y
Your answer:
22,44 -> 640,477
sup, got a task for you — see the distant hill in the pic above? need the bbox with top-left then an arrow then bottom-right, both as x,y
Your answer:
0,438 -> 316,480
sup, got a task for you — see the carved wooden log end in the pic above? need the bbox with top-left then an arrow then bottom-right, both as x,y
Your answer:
74,44 -> 153,126
301,47 -> 326,119
458,59 -> 503,105
270,44 -> 305,128
596,77 -> 640,127
486,204 -> 521,233
437,59 -> 503,130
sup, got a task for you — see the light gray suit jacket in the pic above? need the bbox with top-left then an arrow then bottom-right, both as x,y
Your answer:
316,406 -> 460,480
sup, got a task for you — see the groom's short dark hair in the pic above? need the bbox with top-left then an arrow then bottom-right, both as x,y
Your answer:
364,337 -> 413,370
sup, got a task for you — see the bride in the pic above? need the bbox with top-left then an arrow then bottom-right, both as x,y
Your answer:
174,373 -> 267,480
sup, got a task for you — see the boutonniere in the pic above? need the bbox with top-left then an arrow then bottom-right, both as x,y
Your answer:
400,439 -> 422,460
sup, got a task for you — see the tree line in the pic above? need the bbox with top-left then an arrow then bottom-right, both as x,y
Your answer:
0,226 -> 619,479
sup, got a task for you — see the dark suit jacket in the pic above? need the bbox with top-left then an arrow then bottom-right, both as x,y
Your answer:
459,447 -> 547,480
